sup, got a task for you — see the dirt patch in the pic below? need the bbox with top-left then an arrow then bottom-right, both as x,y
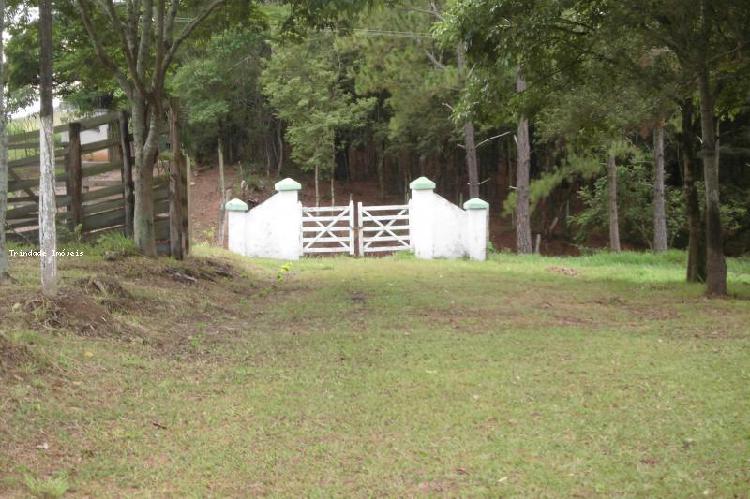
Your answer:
546,266 -> 579,277
0,334 -> 35,376
21,290 -> 129,338
163,258 -> 238,284
78,274 -> 134,313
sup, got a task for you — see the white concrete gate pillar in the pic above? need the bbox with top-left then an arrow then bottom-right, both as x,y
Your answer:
408,176 -> 437,259
225,177 -> 303,260
463,198 -> 490,261
225,198 -> 249,254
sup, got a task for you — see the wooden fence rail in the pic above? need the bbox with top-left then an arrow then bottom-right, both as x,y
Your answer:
4,111 -> 188,257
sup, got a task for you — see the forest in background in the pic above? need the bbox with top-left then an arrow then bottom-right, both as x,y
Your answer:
0,0 -> 748,297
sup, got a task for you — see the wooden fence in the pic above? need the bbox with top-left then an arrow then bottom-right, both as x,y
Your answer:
4,111 -> 188,256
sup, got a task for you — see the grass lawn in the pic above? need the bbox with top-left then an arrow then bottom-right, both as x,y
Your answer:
1,247 -> 749,497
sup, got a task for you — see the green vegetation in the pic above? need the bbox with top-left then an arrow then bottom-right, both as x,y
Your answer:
1,248 -> 748,496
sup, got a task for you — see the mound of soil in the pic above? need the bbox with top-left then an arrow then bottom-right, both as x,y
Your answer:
163,258 -> 237,284
78,274 -> 134,312
22,291 -> 125,338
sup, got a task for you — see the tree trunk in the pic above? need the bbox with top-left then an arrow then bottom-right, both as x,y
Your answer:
0,0 -> 8,284
131,95 -> 158,257
515,70 -> 532,254
377,139 -> 385,200
681,99 -> 706,282
276,120 -> 284,175
265,133 -> 272,177
457,43 -> 480,199
607,152 -> 621,252
38,0 -> 57,296
331,141 -> 336,206
463,121 -> 479,198
216,137 -> 226,246
314,164 -> 320,207
652,124 -> 668,251
698,70 -> 727,296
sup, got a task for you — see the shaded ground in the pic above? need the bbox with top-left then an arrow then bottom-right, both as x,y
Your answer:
1,249 -> 749,497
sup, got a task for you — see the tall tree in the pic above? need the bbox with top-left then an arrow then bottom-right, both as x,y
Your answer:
680,99 -> 706,282
515,70 -> 532,254
0,0 -> 8,284
652,124 -> 668,251
73,0 -> 228,256
38,0 -> 57,295
262,31 -> 375,206
606,151 -> 621,252
456,42 -> 479,198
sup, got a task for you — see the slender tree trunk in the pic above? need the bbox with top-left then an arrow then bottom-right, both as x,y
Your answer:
515,69 -> 532,254
681,99 -> 706,282
607,152 -> 621,252
652,124 -> 668,251
276,120 -> 284,175
457,43 -> 479,198
314,165 -> 320,207
38,0 -> 57,296
331,141 -> 336,206
698,70 -> 727,296
463,121 -> 479,198
216,137 -> 226,246
0,0 -> 9,283
377,139 -> 385,200
265,133 -> 272,177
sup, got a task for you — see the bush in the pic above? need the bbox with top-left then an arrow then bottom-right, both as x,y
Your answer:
571,161 -> 685,249
94,232 -> 139,257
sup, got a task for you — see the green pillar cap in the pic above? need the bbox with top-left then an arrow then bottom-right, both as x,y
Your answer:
409,176 -> 436,190
275,178 -> 302,191
463,198 -> 489,210
225,198 -> 249,212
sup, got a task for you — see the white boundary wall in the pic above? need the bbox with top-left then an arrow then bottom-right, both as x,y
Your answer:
225,176 -> 489,261
408,177 -> 489,261
226,178 -> 303,260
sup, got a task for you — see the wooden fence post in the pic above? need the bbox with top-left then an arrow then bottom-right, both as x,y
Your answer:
118,110 -> 134,237
182,151 -> 190,255
65,122 -> 83,229
169,101 -> 186,259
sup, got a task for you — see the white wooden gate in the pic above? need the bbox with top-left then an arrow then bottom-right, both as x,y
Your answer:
302,201 -> 355,255
357,202 -> 410,255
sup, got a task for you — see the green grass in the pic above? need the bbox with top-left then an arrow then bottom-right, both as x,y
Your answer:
1,248 -> 749,497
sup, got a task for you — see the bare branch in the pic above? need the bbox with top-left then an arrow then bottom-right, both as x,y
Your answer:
137,0 -> 154,80
155,0 -> 165,89
424,49 -> 445,69
159,0 -> 226,83
164,0 -> 180,45
127,0 -> 140,54
98,0 -> 139,83
475,131 -> 511,149
75,0 -> 133,96
400,5 -> 444,21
